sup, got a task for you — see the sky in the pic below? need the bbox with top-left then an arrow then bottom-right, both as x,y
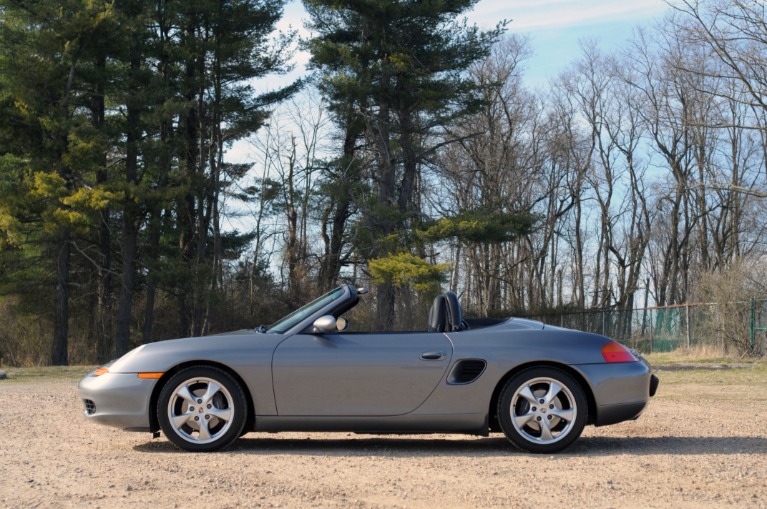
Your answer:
225,0 -> 676,257
469,0 -> 671,82
233,0 -> 673,164
273,0 -> 673,86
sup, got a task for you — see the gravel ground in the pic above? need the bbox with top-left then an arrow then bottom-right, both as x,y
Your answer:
1,372 -> 766,509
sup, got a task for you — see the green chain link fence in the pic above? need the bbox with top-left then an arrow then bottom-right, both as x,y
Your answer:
526,298 -> 767,356
750,298 -> 767,356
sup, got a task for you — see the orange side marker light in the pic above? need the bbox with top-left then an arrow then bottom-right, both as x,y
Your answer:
137,372 -> 164,379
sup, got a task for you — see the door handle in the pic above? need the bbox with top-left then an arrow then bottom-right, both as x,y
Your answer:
420,351 -> 446,361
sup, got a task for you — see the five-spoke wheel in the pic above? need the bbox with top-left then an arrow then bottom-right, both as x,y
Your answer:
158,366 -> 247,452
497,367 -> 587,453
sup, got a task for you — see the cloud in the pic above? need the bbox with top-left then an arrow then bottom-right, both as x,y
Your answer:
469,0 -> 668,31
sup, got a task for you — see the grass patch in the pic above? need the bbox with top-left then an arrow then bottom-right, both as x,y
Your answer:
0,365 -> 95,383
645,349 -> 765,366
653,362 -> 767,385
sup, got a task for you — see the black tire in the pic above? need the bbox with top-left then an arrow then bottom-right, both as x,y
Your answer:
497,367 -> 588,454
158,366 -> 247,452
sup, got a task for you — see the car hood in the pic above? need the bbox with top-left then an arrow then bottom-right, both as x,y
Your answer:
107,331 -> 284,374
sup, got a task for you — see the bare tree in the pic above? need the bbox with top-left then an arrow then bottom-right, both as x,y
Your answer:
248,94 -> 330,306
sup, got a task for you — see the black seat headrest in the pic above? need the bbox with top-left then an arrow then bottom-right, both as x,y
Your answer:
444,291 -> 464,332
427,295 -> 448,332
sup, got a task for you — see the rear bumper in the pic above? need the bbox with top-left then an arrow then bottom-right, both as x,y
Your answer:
78,371 -> 156,431
574,361 -> 657,426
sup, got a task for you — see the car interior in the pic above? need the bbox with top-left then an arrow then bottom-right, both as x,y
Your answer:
329,288 -> 506,334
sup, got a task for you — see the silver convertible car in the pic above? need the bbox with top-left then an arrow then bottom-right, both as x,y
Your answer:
79,285 -> 658,453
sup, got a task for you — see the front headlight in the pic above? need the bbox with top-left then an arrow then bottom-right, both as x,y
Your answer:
88,359 -> 115,377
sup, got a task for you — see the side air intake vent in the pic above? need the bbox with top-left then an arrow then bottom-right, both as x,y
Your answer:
447,360 -> 487,385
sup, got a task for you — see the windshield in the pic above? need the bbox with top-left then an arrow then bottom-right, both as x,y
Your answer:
266,287 -> 346,333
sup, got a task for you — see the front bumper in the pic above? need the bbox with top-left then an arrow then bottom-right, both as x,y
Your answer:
78,371 -> 157,431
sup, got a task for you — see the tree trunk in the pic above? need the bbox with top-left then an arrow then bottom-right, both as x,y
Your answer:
373,62 -> 396,330
115,27 -> 142,357
143,210 -> 161,343
178,14 -> 200,337
92,52 -> 113,362
318,107 -> 358,291
52,229 -> 70,366
115,217 -> 137,356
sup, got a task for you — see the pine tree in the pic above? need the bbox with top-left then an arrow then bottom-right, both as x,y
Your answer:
0,0 -> 298,363
172,0 -> 298,338
0,0 -> 121,364
304,0 -> 505,327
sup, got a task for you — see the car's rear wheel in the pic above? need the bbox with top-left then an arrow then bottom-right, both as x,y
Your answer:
497,367 -> 587,453
158,366 -> 246,452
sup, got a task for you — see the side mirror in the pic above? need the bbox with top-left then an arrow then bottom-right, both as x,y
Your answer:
312,315 -> 338,334
312,315 -> 350,333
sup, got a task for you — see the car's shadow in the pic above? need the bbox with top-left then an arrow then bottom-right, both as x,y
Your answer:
134,435 -> 767,457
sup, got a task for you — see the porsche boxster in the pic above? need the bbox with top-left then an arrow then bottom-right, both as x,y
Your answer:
79,285 -> 658,453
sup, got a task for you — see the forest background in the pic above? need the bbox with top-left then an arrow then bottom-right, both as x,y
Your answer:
1,0 -> 767,366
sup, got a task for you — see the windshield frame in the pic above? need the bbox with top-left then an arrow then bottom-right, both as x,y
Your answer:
265,286 -> 349,334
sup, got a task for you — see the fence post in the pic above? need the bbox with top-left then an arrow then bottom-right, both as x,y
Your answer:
602,311 -> 605,336
750,298 -> 756,353
719,303 -> 724,355
685,304 -> 691,349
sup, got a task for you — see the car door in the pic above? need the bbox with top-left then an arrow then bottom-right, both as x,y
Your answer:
272,331 -> 453,416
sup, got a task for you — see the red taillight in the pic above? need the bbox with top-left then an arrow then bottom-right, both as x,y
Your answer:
601,341 -> 638,363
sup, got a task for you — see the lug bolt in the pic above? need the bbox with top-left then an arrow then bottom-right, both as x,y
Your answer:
197,399 -> 202,404
550,404 -> 554,409
548,415 -> 553,420
532,407 -> 537,412
536,416 -> 542,421
205,415 -> 210,420
194,416 -> 199,421
207,404 -> 212,409
189,407 -> 195,412
539,399 -> 544,404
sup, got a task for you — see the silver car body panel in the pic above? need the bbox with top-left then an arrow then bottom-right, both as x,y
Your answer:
272,331 -> 454,416
79,285 -> 655,436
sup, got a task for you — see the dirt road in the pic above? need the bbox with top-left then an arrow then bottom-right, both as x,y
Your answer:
1,371 -> 765,508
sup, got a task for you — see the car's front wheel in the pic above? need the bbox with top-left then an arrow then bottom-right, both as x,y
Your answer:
158,366 -> 247,452
497,367 -> 587,453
